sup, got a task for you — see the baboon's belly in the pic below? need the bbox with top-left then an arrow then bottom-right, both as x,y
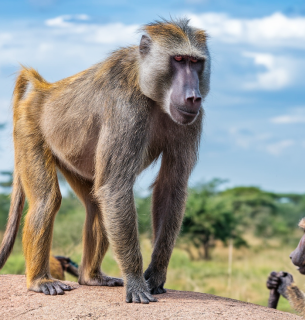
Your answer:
41,103 -> 101,180
43,125 -> 98,181
52,140 -> 96,181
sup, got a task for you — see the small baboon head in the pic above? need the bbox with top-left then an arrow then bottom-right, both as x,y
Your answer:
290,218 -> 305,274
138,19 -> 210,125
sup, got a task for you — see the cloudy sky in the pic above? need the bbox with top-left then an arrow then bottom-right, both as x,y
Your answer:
0,0 -> 305,193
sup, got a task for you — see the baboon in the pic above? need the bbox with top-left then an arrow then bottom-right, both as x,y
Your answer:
267,218 -> 305,316
49,255 -> 65,280
0,19 -> 210,303
50,256 -> 79,280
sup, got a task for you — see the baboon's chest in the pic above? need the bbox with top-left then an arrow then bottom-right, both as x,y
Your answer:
142,120 -> 183,170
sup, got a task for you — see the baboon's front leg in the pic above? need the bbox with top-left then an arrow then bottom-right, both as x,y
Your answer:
144,154 -> 189,294
96,182 -> 157,304
93,111 -> 154,303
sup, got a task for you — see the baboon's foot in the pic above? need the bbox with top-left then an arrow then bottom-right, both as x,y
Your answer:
29,278 -> 72,295
126,279 -> 158,304
144,267 -> 167,294
147,282 -> 166,294
79,273 -> 123,287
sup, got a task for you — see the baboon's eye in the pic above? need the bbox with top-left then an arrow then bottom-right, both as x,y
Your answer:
174,56 -> 183,62
190,57 -> 198,63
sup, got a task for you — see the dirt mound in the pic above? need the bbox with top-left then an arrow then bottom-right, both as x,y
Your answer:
0,275 -> 301,320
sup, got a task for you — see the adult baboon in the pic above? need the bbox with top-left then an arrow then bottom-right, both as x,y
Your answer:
0,19 -> 210,303
267,218 -> 305,316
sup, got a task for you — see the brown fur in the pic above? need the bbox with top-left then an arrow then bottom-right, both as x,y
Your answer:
299,218 -> 305,230
283,219 -> 305,317
287,284 -> 305,317
267,218 -> 305,316
49,255 -> 79,279
0,19 -> 210,302
49,255 -> 65,280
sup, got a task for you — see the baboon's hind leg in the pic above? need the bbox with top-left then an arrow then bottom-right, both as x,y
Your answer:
20,139 -> 71,295
58,165 -> 123,287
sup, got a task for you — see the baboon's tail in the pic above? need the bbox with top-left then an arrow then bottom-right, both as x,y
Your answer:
0,69 -> 30,269
13,66 -> 50,109
0,173 -> 25,269
0,67 -> 49,269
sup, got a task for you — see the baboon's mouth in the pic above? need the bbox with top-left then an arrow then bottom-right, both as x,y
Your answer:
177,107 -> 198,116
169,103 -> 199,125
297,265 -> 305,274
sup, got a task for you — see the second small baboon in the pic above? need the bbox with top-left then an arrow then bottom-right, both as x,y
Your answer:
50,256 -> 79,280
49,255 -> 65,280
0,19 -> 210,303
267,218 -> 305,316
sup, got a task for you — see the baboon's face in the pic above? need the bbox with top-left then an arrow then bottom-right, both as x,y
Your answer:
167,55 -> 204,125
290,220 -> 305,274
138,33 -> 209,125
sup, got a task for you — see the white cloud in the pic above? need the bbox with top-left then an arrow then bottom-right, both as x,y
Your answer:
271,108 -> 305,124
229,127 -> 296,156
229,127 -> 272,149
188,12 -> 305,48
86,23 -> 139,44
242,52 -> 295,90
45,15 -> 90,28
0,16 -> 140,81
0,33 -> 12,46
42,12 -> 305,50
0,99 -> 11,122
266,140 -> 295,155
228,127 -> 297,156
187,12 -> 305,91
44,15 -> 138,44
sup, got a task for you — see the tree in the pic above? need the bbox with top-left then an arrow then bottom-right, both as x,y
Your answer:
135,195 -> 152,235
182,179 -> 247,260
0,171 -> 13,190
222,187 -> 291,240
0,193 -> 11,231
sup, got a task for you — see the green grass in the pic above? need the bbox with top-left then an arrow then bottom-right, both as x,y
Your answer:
1,234 -> 301,315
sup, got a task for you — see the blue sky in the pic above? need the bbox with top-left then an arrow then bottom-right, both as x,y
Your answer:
0,0 -> 305,193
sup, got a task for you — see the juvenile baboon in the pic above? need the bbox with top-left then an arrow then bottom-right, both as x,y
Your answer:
49,255 -> 65,280
50,256 -> 79,280
267,218 -> 305,316
0,19 -> 210,303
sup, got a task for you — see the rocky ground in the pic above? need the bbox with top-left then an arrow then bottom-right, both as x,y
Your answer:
0,275 -> 302,320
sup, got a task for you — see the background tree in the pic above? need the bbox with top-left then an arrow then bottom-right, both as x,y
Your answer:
182,179 -> 247,260
135,195 -> 152,235
0,171 -> 13,190
222,187 -> 299,241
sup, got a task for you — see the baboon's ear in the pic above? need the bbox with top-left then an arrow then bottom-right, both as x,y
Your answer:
139,35 -> 152,55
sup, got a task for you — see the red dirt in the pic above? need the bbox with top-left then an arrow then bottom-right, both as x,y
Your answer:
0,275 -> 302,320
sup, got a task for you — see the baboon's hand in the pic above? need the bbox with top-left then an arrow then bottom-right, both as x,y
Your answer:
126,278 -> 158,304
266,271 -> 282,290
278,272 -> 294,299
144,266 -> 167,294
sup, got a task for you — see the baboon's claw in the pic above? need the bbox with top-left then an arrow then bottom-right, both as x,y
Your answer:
79,274 -> 124,287
34,280 -> 72,295
144,270 -> 167,295
150,285 -> 167,295
126,291 -> 157,304
104,276 -> 124,287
